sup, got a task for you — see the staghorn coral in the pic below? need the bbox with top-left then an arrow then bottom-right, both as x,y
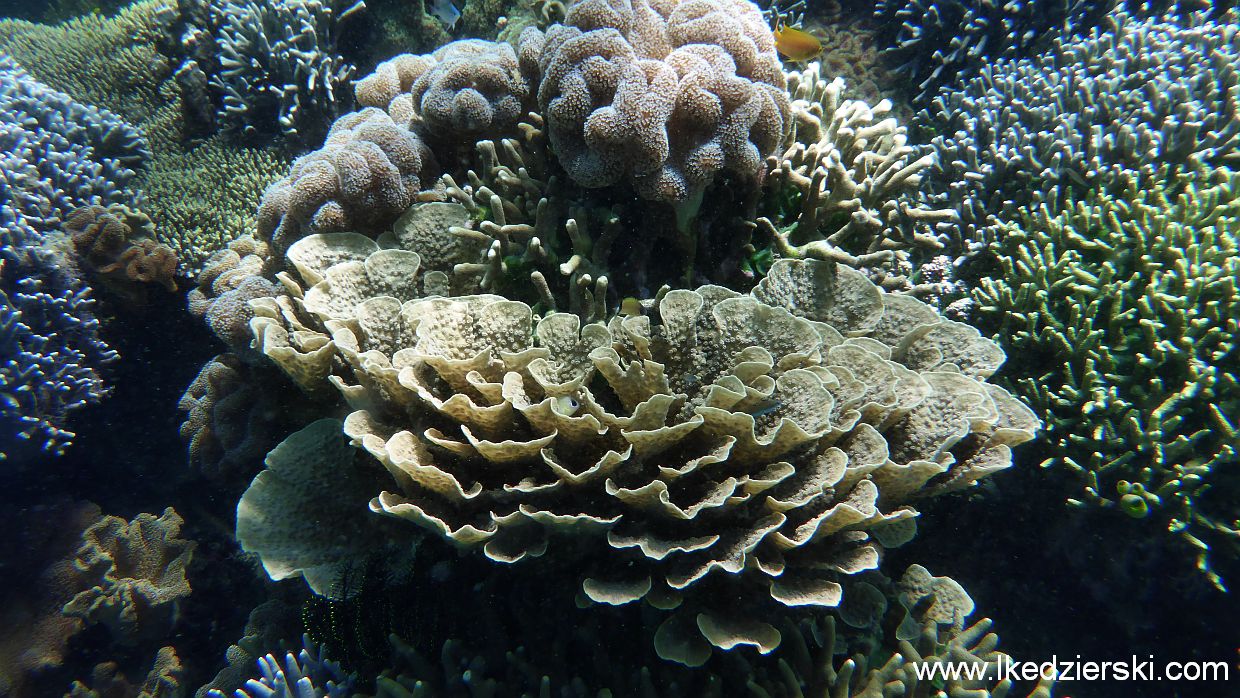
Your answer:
0,52 -> 147,459
355,39 -> 536,140
521,0 -> 791,202
66,204 -> 178,297
974,168 -> 1240,589
243,238 -> 1038,663
178,0 -> 366,145
759,62 -> 956,294
256,108 -> 436,254
61,508 -> 197,646
921,6 -> 1240,259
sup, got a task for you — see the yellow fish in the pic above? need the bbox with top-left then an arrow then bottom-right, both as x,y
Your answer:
774,24 -> 823,62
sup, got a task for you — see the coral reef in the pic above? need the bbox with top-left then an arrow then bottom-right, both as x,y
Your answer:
178,353 -> 323,479
68,647 -> 183,698
0,500 -> 102,696
62,508 -> 197,645
974,168 -> 1240,589
186,234 -> 276,351
66,204 -> 179,299
355,39 -> 536,140
243,229 -> 1038,663
759,62 -> 955,293
256,108 -> 437,253
143,138 -> 289,275
520,0 -> 791,202
236,419 -> 414,596
206,635 -> 353,698
921,7 -> 1240,258
0,52 -> 148,459
871,0 -> 1121,106
178,0 -> 366,145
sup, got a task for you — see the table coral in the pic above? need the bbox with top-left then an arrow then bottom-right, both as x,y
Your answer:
520,0 -> 791,202
242,233 -> 1038,663
974,169 -> 1240,589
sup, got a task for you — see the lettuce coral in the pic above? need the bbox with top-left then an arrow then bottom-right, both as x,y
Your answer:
242,228 -> 1038,663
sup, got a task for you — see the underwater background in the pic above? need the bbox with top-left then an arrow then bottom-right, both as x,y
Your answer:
0,0 -> 1236,696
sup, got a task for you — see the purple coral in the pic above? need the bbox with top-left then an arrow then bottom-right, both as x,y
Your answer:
1,54 -> 146,461
356,40 -> 537,138
523,0 -> 790,202
256,108 -> 435,252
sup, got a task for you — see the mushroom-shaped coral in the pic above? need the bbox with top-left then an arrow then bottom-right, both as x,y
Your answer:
255,108 -> 435,252
245,234 -> 1039,664
66,204 -> 179,298
356,39 -> 536,139
60,508 -> 196,646
520,0 -> 791,202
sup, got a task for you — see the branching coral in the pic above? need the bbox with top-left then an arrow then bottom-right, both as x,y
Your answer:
0,53 -> 148,459
759,62 -> 955,293
243,233 -> 1038,663
179,0 -> 366,145
520,0 -> 791,202
206,635 -> 353,698
974,169 -> 1240,589
61,507 -> 196,645
921,6 -> 1240,258
256,108 -> 437,253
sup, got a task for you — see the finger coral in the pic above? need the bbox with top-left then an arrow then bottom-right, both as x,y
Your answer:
256,108 -> 436,253
521,0 -> 791,202
974,168 -> 1240,589
244,231 -> 1038,663
922,7 -> 1240,258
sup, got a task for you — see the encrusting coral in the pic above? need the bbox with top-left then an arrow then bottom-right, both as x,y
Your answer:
61,507 -> 196,646
241,231 -> 1039,664
519,0 -> 792,203
974,168 -> 1240,589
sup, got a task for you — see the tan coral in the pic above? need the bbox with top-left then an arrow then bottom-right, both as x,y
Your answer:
246,238 -> 1039,664
61,508 -> 195,646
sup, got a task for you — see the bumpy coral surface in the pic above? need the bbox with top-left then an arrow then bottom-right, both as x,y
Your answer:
521,0 -> 791,202
975,169 -> 1240,588
66,204 -> 178,296
356,39 -> 536,138
256,108 -> 436,253
245,231 -> 1038,662
61,508 -> 196,645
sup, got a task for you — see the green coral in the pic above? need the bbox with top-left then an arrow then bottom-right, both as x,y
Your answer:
974,168 -> 1240,589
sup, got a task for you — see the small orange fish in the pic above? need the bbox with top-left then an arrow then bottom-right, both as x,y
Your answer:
774,24 -> 823,62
